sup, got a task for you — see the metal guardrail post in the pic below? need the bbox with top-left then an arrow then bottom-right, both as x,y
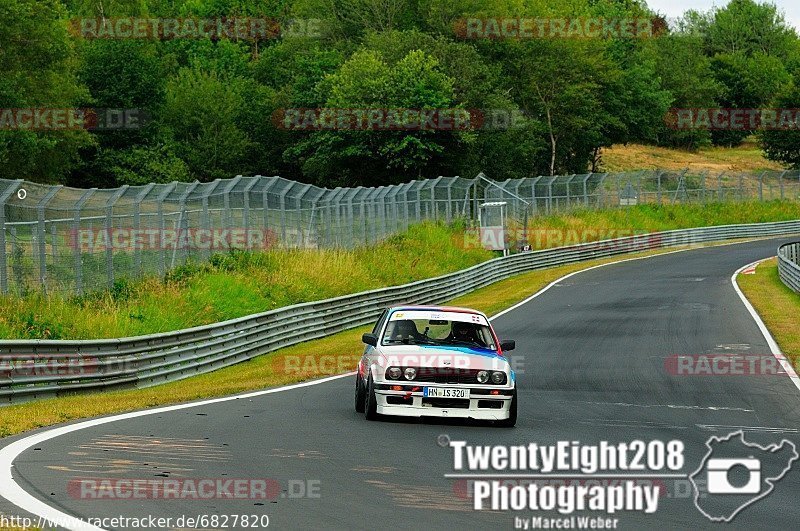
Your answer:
0,180 -> 22,294
36,185 -> 63,293
104,185 -> 128,289
72,188 -> 97,295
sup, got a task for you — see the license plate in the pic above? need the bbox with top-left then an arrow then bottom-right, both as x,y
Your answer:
424,387 -> 469,399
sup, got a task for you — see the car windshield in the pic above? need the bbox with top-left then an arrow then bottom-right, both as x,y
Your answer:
381,311 -> 496,350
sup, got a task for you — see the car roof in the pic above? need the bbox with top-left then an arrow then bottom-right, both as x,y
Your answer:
388,305 -> 484,315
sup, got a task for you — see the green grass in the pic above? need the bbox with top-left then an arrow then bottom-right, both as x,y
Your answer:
0,246 -> 682,438
737,259 -> 800,368
1,201 -> 798,340
0,222 -> 493,340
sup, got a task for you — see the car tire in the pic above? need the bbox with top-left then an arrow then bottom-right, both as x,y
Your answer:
364,374 -> 379,420
354,372 -> 366,413
497,390 -> 517,427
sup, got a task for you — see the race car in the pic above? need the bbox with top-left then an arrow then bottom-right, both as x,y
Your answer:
354,305 -> 517,426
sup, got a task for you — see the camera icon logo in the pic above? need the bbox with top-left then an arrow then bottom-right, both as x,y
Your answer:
706,457 -> 761,494
690,431 -> 797,522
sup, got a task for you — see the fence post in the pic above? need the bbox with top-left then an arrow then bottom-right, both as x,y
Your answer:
583,174 -> 591,207
133,183 -> 155,276
200,179 -> 222,260
72,189 -> 97,295
445,179 -> 454,221
104,185 -> 128,290
294,184 -> 313,248
0,180 -> 22,294
278,183 -> 290,247
546,176 -> 556,213
758,171 -> 765,201
429,177 -> 442,220
155,182 -> 178,278
0,182 -> 20,293
222,175 -> 243,232
261,176 -> 279,248
172,182 -> 199,269
36,185 -> 62,293
656,171 -> 663,204
779,170 -> 787,200
242,177 -> 259,250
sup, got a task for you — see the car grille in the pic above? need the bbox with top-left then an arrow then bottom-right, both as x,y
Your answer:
413,368 -> 482,384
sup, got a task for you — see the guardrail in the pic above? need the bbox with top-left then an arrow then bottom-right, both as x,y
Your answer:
778,242 -> 800,293
2,220 -> 800,404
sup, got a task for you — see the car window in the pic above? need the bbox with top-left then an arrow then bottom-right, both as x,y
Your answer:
371,310 -> 388,335
382,318 -> 496,350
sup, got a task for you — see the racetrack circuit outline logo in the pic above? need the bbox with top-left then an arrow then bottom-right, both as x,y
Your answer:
689,431 -> 798,522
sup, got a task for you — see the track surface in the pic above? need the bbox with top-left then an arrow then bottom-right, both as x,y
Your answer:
8,238 -> 800,530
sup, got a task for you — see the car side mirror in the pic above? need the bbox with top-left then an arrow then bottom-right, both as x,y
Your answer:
500,340 -> 516,352
362,333 -> 378,347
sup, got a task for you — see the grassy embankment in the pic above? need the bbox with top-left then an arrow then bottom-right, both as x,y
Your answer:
1,202 -> 799,341
737,259 -> 800,369
0,200 -> 799,436
600,141 -> 784,173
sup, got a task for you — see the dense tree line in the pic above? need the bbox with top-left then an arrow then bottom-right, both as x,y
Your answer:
2,0 -> 799,188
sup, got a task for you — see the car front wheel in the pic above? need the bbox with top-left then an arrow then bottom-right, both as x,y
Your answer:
364,374 -> 378,420
354,372 -> 366,413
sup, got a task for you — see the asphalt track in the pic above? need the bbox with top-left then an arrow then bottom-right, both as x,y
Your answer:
5,237 -> 800,530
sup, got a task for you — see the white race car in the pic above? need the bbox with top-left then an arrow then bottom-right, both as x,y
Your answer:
354,306 -> 517,426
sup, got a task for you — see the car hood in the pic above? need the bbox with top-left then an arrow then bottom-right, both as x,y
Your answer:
377,343 -> 510,372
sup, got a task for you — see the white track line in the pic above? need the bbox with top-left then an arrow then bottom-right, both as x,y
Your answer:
0,237 -> 792,530
731,259 -> 800,392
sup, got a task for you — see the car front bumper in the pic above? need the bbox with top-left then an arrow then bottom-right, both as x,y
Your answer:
375,387 -> 514,420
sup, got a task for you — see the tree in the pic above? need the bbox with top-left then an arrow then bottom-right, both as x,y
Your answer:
162,68 -> 253,180
284,49 -> 467,185
761,82 -> 800,168
0,0 -> 90,183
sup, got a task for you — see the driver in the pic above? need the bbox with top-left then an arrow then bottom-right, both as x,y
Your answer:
390,320 -> 421,343
447,321 -> 484,346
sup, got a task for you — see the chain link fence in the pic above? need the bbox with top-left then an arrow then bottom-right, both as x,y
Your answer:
1,169 -> 799,295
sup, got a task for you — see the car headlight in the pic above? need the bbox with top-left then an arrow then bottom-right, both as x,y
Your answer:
387,367 -> 401,380
491,371 -> 506,384
477,370 -> 490,383
404,367 -> 417,380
